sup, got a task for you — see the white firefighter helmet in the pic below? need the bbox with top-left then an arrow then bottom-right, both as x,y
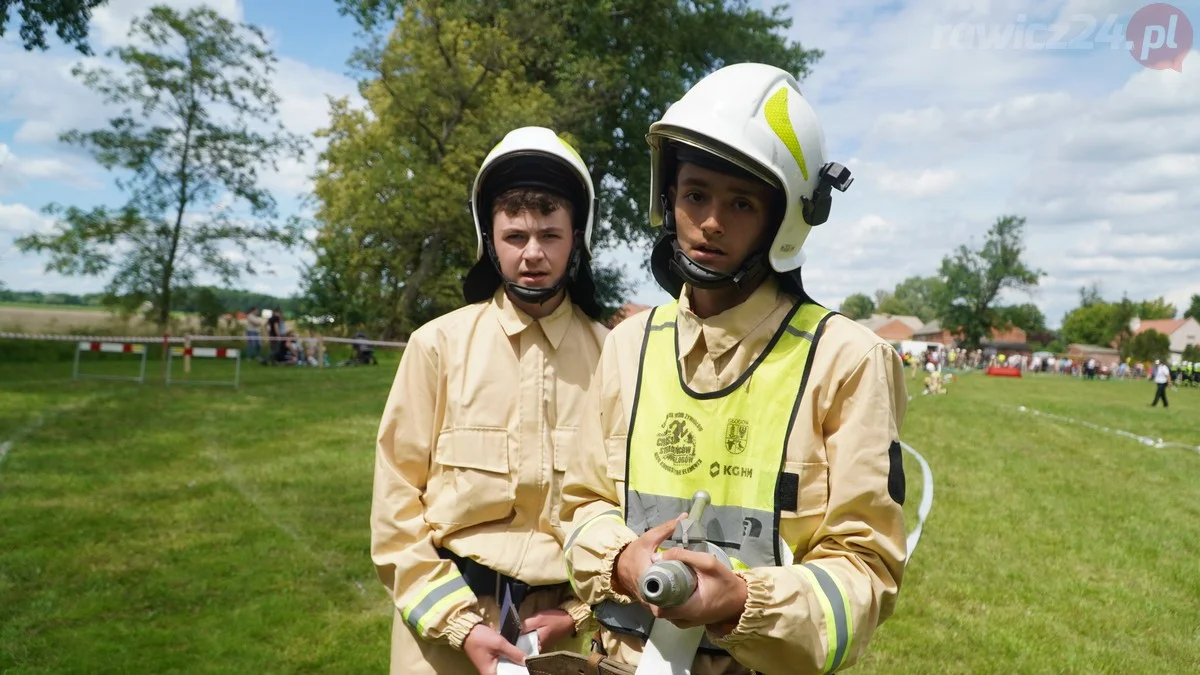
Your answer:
469,126 -> 595,260
462,126 -> 603,316
647,62 -> 851,273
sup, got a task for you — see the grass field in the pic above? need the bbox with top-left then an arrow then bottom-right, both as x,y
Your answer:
2,350 -> 1198,674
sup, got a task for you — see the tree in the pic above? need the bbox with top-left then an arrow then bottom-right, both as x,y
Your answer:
192,286 -> 224,335
1078,283 -> 1103,307
1126,329 -> 1170,363
16,6 -> 305,329
996,302 -> 1047,334
1182,343 -> 1200,362
839,293 -> 875,320
936,215 -> 1043,349
1060,303 -> 1111,347
1,0 -> 108,53
307,0 -> 569,337
877,275 -> 944,323
332,0 -> 818,246
1185,294 -> 1200,322
1136,296 -> 1177,320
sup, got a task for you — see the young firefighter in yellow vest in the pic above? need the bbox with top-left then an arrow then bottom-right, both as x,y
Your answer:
560,64 -> 909,675
371,127 -> 609,675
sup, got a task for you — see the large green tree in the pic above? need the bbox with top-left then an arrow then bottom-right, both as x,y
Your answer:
1,0 -> 107,53
335,0 -> 817,243
16,5 -> 305,329
877,275 -> 945,323
996,302 -> 1047,334
1060,301 -> 1118,347
1182,343 -> 1200,362
1185,294 -> 1200,321
936,215 -> 1043,349
1136,296 -> 1177,320
1059,293 -> 1178,351
838,292 -> 875,320
1126,329 -> 1171,363
307,0 -> 567,337
311,0 -> 818,336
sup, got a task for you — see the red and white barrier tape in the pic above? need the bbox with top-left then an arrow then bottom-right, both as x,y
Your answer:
170,346 -> 240,359
1,332 -> 175,343
0,331 -> 407,349
77,341 -> 147,353
187,334 -> 409,348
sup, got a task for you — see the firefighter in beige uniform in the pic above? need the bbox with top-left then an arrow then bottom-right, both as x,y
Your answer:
371,127 -> 608,675
560,64 -> 909,675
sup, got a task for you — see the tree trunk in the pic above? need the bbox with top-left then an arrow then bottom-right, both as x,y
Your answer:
160,50 -> 199,331
395,231 -> 446,339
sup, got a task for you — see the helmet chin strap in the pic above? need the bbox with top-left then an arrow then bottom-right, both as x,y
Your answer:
660,194 -> 770,292
668,238 -> 769,291
485,234 -> 582,305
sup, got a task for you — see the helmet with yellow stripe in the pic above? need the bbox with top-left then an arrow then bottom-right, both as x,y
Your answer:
647,63 -> 852,295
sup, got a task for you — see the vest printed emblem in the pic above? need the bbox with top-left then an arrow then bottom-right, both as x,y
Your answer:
654,412 -> 703,475
724,417 -> 749,454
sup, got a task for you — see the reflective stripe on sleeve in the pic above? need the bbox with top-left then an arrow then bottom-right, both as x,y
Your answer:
563,509 -> 624,595
565,508 -> 623,552
798,562 -> 853,673
401,572 -> 473,637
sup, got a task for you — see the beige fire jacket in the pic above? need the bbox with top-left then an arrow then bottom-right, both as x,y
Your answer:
560,279 -> 909,675
372,289 -> 607,656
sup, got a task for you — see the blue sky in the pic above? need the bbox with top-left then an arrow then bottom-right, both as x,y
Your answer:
2,0 -> 1198,327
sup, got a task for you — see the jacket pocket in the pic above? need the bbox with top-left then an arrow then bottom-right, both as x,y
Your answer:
426,427 -> 514,526
604,436 -> 627,482
549,427 -> 576,526
781,460 -> 829,518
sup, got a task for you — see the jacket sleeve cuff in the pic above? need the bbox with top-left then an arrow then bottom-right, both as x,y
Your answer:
560,596 -> 597,634
710,568 -> 772,648
445,609 -> 486,650
601,537 -> 639,604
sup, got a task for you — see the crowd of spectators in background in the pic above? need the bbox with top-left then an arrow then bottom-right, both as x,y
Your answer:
241,307 -> 378,368
241,306 -> 330,367
900,346 -> 1197,387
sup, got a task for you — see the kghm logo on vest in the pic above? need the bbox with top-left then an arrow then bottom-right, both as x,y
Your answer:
722,464 -> 753,478
725,418 -> 749,454
655,412 -> 704,475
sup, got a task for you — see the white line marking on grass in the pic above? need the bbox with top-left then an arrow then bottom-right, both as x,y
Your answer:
901,441 -> 934,561
202,444 -> 381,608
0,416 -> 45,469
1,395 -> 105,471
1015,406 -> 1200,455
898,399 -> 935,560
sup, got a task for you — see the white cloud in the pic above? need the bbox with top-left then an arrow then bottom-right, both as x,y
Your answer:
0,143 -> 100,193
90,0 -> 244,49
0,0 -> 360,220
957,91 -> 1074,135
257,57 -> 362,198
877,166 -> 960,198
870,107 -> 947,142
869,91 -> 1076,145
0,202 -> 54,234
